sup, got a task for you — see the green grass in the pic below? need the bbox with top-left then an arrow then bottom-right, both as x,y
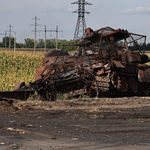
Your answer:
0,52 -> 43,91
56,93 -> 67,100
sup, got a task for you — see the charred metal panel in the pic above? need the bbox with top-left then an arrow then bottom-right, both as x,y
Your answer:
138,69 -> 146,82
121,54 -> 127,63
146,66 -> 150,78
42,56 -> 69,66
126,51 -> 141,63
44,50 -> 69,57
36,66 -> 45,80
112,60 -> 125,68
141,54 -> 149,64
144,69 -> 150,82
85,28 -> 93,36
120,63 -> 138,74
138,66 -> 150,82
92,63 -> 105,75
0,91 -> 35,99
42,57 -> 56,66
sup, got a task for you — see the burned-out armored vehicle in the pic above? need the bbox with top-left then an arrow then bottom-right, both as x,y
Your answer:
31,27 -> 150,100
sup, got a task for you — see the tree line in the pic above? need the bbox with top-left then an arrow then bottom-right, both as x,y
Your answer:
128,42 -> 150,51
0,37 -> 76,51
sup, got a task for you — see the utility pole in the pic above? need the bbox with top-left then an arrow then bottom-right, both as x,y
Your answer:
14,32 -> 16,52
72,0 -> 92,40
45,25 -> 46,52
8,25 -> 13,51
47,25 -> 63,50
56,25 -> 58,50
5,31 -> 7,49
39,25 -> 47,52
31,16 -> 41,53
40,25 -> 63,51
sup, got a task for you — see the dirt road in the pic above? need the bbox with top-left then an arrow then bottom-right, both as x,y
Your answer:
0,96 -> 150,150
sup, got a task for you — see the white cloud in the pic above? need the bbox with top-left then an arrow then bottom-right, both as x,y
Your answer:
119,7 -> 150,14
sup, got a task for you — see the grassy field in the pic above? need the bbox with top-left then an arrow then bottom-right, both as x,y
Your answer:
0,52 -> 43,91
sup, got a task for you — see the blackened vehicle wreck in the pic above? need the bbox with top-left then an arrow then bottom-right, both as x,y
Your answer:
31,26 -> 150,100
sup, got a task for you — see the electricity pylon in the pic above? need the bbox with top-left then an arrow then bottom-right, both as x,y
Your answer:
72,0 -> 92,40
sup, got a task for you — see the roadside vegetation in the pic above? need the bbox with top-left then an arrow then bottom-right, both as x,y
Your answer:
0,52 -> 43,91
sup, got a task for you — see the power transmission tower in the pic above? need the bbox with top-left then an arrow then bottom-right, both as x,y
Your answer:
31,16 -> 41,52
72,0 -> 92,40
8,25 -> 13,51
40,25 -> 63,50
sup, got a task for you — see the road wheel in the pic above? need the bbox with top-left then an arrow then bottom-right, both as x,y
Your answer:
139,82 -> 147,94
128,78 -> 138,94
121,77 -> 128,92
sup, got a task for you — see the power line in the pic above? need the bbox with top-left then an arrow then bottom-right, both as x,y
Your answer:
72,0 -> 92,40
40,25 -> 63,51
31,16 -> 41,52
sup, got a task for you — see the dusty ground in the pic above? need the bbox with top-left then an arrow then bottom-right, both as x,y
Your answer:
0,96 -> 150,150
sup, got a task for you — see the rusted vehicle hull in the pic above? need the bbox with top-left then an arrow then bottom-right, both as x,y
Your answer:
31,27 -> 150,100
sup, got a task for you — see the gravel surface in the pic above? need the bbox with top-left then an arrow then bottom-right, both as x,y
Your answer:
0,96 -> 150,149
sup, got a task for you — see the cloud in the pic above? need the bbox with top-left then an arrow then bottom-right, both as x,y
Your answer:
119,7 -> 150,14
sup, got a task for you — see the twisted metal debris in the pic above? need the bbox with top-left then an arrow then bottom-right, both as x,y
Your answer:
31,26 -> 150,100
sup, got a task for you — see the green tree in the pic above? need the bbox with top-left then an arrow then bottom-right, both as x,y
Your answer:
58,40 -> 76,51
24,38 -> 34,48
2,36 -> 14,48
0,42 -> 4,47
37,39 -> 44,48
46,39 -> 55,48
146,43 -> 150,50
16,43 -> 24,48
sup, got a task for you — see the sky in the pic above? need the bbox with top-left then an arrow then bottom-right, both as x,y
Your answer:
0,0 -> 150,43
